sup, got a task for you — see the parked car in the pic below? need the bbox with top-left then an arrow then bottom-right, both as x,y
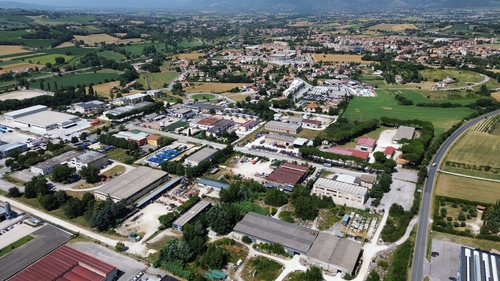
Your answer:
431,251 -> 439,257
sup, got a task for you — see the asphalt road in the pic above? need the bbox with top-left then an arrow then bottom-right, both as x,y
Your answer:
411,109 -> 500,281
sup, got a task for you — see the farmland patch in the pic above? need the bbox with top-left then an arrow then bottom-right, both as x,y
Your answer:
435,173 -> 500,204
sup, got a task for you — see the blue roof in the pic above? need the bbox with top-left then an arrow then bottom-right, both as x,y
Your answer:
198,178 -> 229,189
136,176 -> 182,208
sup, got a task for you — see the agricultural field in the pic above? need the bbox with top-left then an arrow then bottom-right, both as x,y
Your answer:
27,15 -> 96,25
434,173 -> 500,204
43,46 -> 95,56
491,92 -> 500,101
183,82 -> 250,94
91,81 -> 120,98
343,90 -> 473,136
19,39 -> 55,48
121,43 -> 164,56
0,30 -> 28,40
138,72 -> 178,89
0,62 -> 42,72
224,92 -> 255,102
97,51 -> 125,62
421,69 -> 484,83
33,72 -> 120,89
0,45 -> 30,56
368,23 -> 419,31
176,52 -> 205,60
441,24 -> 470,32
443,123 -> 500,168
311,54 -> 370,63
20,54 -> 71,65
73,34 -> 141,46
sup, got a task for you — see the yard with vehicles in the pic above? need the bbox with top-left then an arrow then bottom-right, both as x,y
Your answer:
343,89 -> 474,136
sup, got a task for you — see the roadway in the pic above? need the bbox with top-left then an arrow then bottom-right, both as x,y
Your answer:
411,109 -> 500,281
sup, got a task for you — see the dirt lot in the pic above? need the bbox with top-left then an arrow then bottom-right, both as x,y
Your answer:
0,90 -> 49,101
231,159 -> 274,182
138,116 -> 181,131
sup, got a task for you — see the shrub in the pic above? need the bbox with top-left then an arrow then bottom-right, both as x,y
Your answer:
242,235 -> 252,244
447,217 -> 453,221
461,222 -> 466,227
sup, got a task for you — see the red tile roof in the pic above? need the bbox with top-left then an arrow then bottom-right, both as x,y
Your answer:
384,146 -> 395,156
301,119 -> 321,125
267,162 -> 309,185
328,147 -> 369,160
356,137 -> 376,147
10,245 -> 116,281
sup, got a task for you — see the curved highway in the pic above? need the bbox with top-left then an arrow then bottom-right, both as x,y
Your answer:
411,109 -> 500,281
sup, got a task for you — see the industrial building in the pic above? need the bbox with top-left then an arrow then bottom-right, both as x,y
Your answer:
94,166 -> 169,202
355,137 -> 377,152
238,120 -> 258,132
312,177 -> 368,209
233,212 -> 362,274
328,147 -> 370,161
103,101 -> 153,119
136,176 -> 182,208
360,174 -> 377,189
172,200 -> 212,231
10,245 -> 118,281
264,133 -> 296,147
197,178 -> 230,190
68,151 -> 108,170
459,246 -> 500,281
113,131 -> 149,146
265,121 -> 302,134
0,202 -> 13,221
30,150 -> 83,175
301,118 -> 322,128
182,102 -> 225,113
266,162 -> 309,188
306,232 -> 362,275
72,100 -> 106,115
393,126 -> 416,143
4,105 -> 80,131
0,142 -> 28,158
147,134 -> 162,146
171,108 -> 195,118
184,147 -> 218,167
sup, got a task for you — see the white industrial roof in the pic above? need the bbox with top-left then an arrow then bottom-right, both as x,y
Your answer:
315,177 -> 367,196
16,111 -> 79,127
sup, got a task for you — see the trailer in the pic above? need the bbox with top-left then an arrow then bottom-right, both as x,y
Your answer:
251,157 -> 259,165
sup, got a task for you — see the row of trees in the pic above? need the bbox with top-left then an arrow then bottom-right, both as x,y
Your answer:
322,118 -> 379,143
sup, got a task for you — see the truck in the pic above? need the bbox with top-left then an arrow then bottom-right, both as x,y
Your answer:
251,157 -> 259,165
323,163 -> 332,168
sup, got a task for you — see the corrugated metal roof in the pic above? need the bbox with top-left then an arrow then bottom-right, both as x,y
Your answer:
307,232 -> 361,273
314,178 -> 367,196
172,200 -> 212,228
198,178 -> 229,189
233,212 -> 318,254
136,176 -> 182,208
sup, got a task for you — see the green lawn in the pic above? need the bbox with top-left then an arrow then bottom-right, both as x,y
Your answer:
164,121 -> 188,132
19,39 -> 55,48
191,93 -> 216,100
33,72 -> 120,89
421,69 -> 484,83
97,50 -> 125,62
106,148 -> 134,163
43,46 -> 95,56
19,54 -> 71,65
0,235 -> 34,258
344,90 -> 473,136
139,72 -> 178,89
0,30 -> 28,40
122,43 -> 165,56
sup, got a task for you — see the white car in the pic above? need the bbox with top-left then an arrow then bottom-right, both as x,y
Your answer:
431,163 -> 437,167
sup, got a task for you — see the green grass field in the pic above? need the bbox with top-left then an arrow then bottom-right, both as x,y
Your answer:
0,30 -> 28,40
122,43 -> 164,56
0,15 -> 34,24
191,93 -> 216,100
20,39 -> 55,48
444,130 -> 500,168
344,90 -> 473,136
435,173 -> 500,204
33,72 -> 119,89
177,41 -> 203,48
19,54 -> 71,65
43,46 -> 95,56
97,50 -> 125,62
28,15 -> 96,25
164,121 -> 188,132
106,148 -> 135,163
421,69 -> 484,83
139,72 -> 178,89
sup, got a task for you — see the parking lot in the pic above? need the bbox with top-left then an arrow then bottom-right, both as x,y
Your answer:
0,221 -> 37,249
429,239 -> 461,281
71,242 -> 167,281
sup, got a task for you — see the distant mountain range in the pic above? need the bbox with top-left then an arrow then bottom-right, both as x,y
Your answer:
0,0 -> 499,11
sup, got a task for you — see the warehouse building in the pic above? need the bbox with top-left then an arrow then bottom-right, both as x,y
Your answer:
172,200 -> 212,231
312,177 -> 368,209
393,126 -> 415,143
328,147 -> 370,161
10,245 -> 118,281
355,137 -> 376,152
233,212 -> 319,255
198,178 -> 230,190
0,142 -> 28,158
306,232 -> 362,275
171,108 -> 195,118
72,100 -> 106,115
233,212 -> 362,275
459,246 -> 500,281
4,105 -> 80,131
182,102 -> 225,113
94,166 -> 169,202
113,131 -> 149,146
266,162 -> 309,187
68,151 -> 108,170
265,121 -> 301,134
31,150 -> 83,175
264,133 -> 296,147
184,147 -> 218,167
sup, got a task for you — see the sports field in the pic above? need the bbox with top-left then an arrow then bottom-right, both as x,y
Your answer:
183,82 -> 250,93
435,173 -> 500,204
343,90 -> 473,136
444,130 -> 500,168
311,54 -> 370,63
368,23 -> 419,31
